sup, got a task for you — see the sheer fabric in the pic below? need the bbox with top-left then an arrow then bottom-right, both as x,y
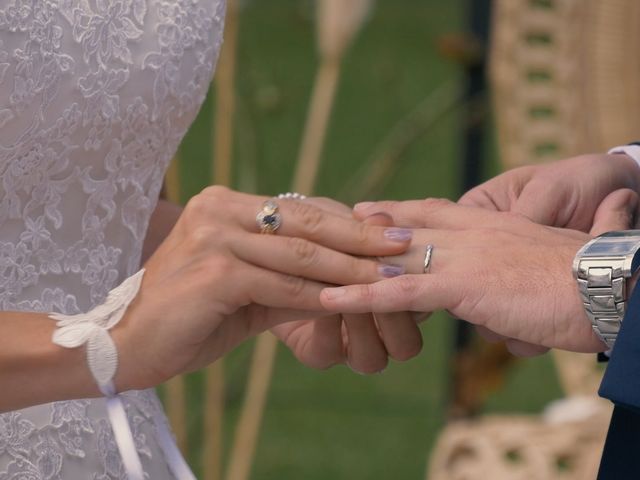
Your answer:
0,1 -> 225,478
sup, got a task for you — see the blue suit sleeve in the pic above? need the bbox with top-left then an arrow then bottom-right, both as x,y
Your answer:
598,282 -> 640,478
599,282 -> 640,411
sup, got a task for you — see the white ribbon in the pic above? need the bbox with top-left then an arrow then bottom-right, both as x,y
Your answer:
50,269 -> 197,480
102,382 -> 145,480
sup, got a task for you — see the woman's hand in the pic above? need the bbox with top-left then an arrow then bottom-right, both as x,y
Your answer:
458,153 -> 640,232
270,197 -> 423,374
320,197 -> 637,356
110,187 -> 413,391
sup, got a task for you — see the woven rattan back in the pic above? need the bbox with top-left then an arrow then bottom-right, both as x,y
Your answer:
492,0 -> 640,397
491,0 -> 640,169
428,2 -> 640,478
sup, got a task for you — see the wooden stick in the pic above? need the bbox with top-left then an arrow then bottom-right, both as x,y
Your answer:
225,3 -> 372,480
291,59 -> 341,195
205,1 -> 240,479
164,155 -> 182,204
162,155 -> 189,455
222,60 -> 342,472
338,82 -> 463,203
224,334 -> 279,480
163,377 -> 188,454
203,361 -> 226,480
213,0 -> 240,187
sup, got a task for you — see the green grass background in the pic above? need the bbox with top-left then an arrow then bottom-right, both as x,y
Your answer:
170,1 -> 564,478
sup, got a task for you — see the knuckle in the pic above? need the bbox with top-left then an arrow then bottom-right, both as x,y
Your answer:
184,194 -> 212,225
201,185 -> 231,199
204,254 -> 235,279
355,222 -> 372,247
364,201 -> 395,214
356,284 -> 377,303
287,237 -> 319,269
421,197 -> 453,211
395,275 -> 417,296
292,201 -> 325,235
283,274 -> 307,298
187,225 -> 223,252
353,257 -> 380,283
393,276 -> 420,310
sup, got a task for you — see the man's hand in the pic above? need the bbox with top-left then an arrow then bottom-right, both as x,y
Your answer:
458,153 -> 640,232
322,198 -> 638,356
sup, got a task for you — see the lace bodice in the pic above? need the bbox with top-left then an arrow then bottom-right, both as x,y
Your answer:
0,1 -> 225,478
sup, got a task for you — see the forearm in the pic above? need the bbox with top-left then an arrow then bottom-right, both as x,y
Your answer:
0,312 -> 100,412
141,198 -> 183,264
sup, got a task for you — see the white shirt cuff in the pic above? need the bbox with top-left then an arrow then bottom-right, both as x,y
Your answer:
608,144 -> 640,171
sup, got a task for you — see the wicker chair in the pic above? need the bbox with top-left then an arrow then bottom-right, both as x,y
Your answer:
428,1 -> 640,478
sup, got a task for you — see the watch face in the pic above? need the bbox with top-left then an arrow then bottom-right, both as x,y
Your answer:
583,231 -> 640,257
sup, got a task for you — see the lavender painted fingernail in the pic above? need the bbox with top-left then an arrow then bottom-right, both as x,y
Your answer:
379,264 -> 405,278
384,228 -> 412,242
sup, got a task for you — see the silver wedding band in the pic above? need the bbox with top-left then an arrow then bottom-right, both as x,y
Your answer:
423,244 -> 434,274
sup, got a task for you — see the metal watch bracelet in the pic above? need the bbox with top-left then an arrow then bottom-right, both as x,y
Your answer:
575,257 -> 627,349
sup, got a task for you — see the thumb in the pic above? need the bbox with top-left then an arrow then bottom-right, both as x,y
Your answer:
512,181 -> 568,226
590,188 -> 639,236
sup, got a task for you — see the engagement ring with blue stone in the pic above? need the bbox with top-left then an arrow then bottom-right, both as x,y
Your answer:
256,199 -> 282,234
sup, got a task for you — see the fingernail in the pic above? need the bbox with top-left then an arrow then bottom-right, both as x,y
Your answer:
384,228 -> 412,242
379,264 -> 405,278
347,360 -> 387,376
354,202 -> 375,211
324,287 -> 346,300
346,361 -> 367,376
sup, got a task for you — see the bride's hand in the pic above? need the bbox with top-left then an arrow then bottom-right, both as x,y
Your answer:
109,187 -> 412,391
320,198 -> 636,356
270,198 -> 423,374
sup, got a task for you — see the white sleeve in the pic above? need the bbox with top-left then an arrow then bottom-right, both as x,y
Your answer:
608,144 -> 640,170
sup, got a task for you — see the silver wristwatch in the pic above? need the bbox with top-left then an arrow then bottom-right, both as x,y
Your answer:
573,230 -> 640,349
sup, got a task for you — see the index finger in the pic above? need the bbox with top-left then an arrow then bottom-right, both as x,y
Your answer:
353,198 -> 533,231
251,196 -> 413,257
201,188 -> 413,256
320,274 -> 464,314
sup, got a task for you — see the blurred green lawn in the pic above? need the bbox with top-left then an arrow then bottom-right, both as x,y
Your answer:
171,1 -> 564,478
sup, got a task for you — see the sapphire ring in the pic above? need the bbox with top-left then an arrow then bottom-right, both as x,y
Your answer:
256,199 -> 282,234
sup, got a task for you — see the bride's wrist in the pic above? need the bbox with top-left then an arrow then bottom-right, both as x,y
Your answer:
49,269 -> 148,395
0,313 -> 101,412
109,316 -> 141,392
109,307 -> 160,392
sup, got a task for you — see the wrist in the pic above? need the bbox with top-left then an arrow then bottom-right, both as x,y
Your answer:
109,309 -> 155,392
0,313 -> 101,412
50,269 -> 147,395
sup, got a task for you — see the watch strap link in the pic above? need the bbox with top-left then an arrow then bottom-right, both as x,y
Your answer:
576,257 -> 627,348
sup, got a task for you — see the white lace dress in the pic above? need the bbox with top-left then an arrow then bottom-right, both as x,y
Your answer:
0,1 -> 225,478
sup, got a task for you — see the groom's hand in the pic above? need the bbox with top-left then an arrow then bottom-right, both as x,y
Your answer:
458,153 -> 640,232
333,197 -> 638,356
